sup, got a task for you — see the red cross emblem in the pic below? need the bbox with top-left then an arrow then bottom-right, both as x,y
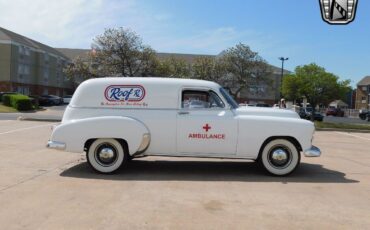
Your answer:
202,123 -> 211,132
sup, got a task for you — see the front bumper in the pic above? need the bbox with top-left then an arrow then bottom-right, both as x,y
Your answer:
46,140 -> 66,150
304,145 -> 321,157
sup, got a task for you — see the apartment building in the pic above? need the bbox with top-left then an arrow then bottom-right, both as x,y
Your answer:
355,76 -> 370,110
0,27 -> 73,96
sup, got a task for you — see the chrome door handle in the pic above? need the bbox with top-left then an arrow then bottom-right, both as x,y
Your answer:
178,111 -> 189,115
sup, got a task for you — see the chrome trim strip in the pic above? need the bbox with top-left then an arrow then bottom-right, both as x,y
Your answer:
304,145 -> 321,157
46,140 -> 66,150
68,105 -> 179,111
141,153 -> 253,160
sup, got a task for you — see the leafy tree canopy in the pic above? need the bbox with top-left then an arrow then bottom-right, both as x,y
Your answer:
282,63 -> 351,108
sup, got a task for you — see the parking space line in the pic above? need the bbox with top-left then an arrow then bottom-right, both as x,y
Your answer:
0,123 -> 55,135
335,132 -> 370,141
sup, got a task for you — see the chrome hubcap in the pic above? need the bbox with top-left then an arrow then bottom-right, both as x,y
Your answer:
95,144 -> 118,167
99,148 -> 115,162
268,146 -> 291,168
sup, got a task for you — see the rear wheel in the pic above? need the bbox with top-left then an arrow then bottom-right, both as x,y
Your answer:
87,138 -> 127,173
260,139 -> 300,176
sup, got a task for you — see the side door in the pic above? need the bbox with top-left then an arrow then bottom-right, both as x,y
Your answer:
176,88 -> 238,155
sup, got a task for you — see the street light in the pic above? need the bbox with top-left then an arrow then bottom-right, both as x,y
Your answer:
278,57 -> 289,98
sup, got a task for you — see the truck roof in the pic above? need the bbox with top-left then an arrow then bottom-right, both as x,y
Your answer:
70,77 -> 222,109
83,77 -> 220,88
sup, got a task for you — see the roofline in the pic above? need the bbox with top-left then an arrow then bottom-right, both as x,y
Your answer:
0,27 -> 69,59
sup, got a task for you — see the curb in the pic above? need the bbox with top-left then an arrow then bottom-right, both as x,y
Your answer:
17,116 -> 61,122
316,128 -> 370,133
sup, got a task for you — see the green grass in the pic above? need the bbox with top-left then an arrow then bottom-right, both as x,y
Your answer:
315,121 -> 370,130
0,103 -> 18,113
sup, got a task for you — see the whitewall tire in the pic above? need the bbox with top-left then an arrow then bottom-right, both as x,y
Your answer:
87,138 -> 127,173
261,139 -> 300,176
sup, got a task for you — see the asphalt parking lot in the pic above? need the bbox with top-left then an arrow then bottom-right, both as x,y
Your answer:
0,120 -> 369,229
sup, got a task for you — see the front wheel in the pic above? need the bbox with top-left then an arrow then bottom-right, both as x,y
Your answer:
87,138 -> 127,173
260,139 -> 300,176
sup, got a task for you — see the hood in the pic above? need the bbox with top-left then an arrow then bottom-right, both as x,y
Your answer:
235,107 -> 299,119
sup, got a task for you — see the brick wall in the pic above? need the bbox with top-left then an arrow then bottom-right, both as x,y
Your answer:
0,81 -> 73,96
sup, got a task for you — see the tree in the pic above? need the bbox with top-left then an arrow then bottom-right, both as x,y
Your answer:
155,56 -> 192,78
63,53 -> 100,87
218,43 -> 272,99
192,56 -> 226,81
92,27 -> 158,77
282,63 -> 351,119
281,74 -> 301,102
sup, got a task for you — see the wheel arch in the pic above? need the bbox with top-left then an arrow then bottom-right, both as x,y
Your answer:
51,116 -> 149,154
257,136 -> 302,161
84,138 -> 129,154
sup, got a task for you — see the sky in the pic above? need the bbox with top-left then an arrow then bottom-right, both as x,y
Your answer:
0,0 -> 369,86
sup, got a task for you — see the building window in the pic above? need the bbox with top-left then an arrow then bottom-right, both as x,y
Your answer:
25,47 -> 30,56
43,88 -> 48,95
18,64 -> 30,75
25,65 -> 30,74
18,64 -> 24,74
44,53 -> 49,62
56,72 -> 62,85
18,46 -> 31,56
361,96 -> 367,104
16,87 -> 29,95
249,85 -> 266,96
18,46 -> 24,54
43,68 -> 49,83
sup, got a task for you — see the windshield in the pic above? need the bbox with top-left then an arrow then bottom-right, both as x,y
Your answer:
219,87 -> 239,109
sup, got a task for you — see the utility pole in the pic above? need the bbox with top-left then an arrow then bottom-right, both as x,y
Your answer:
278,57 -> 289,99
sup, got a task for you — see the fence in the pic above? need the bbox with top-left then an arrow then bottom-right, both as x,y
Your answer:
318,108 -> 360,118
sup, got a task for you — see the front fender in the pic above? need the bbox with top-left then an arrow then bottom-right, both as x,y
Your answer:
50,116 -> 150,155
237,116 -> 314,158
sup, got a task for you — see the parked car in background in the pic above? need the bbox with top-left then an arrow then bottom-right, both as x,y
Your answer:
359,109 -> 370,121
63,95 -> 73,104
256,103 -> 270,107
326,107 -> 344,117
298,107 -> 323,122
312,112 -> 324,121
38,95 -> 63,106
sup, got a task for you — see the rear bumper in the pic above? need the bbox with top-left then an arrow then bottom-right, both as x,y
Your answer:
46,140 -> 66,150
304,145 -> 321,157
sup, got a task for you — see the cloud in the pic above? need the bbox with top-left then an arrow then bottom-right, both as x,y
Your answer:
0,0 -> 135,48
148,27 -> 256,54
0,0 -> 296,60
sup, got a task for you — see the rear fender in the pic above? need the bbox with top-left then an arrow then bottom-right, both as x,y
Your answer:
50,116 -> 149,155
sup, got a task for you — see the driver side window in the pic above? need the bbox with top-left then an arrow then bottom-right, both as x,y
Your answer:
181,90 -> 225,109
